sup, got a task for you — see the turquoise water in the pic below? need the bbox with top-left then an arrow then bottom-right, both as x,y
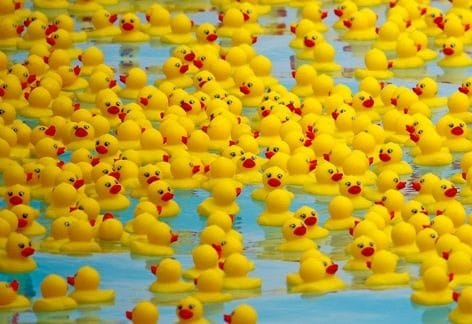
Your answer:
1,0 -> 470,323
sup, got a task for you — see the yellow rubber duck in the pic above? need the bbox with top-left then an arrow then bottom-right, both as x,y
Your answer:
324,195 -> 358,230
87,9 -> 120,39
119,67 -> 148,100
0,17 -> 23,49
344,235 -> 376,271
293,206 -> 329,239
198,179 -> 240,217
183,244 -> 221,280
0,232 -> 36,273
142,4 -> 171,37
333,1 -> 358,29
354,48 -> 393,80
0,279 -> 30,311
390,221 -> 419,256
365,250 -> 410,288
68,265 -> 115,304
176,296 -> 209,324
411,266 -> 453,305
373,21 -> 401,52
32,274 -> 77,312
312,42 -> 341,73
193,269 -> 232,303
291,257 -> 345,294
68,0 -> 103,17
278,217 -> 316,252
342,8 -> 377,40
449,286 -> 472,323
338,175 -> 372,210
149,258 -> 194,293
129,221 -> 178,256
438,37 -> 472,67
224,304 -> 258,324
217,8 -> 247,38
222,253 -> 261,289
304,160 -> 342,196
40,216 -> 73,253
289,19 -> 316,49
126,300 -> 159,324
405,228 -> 439,263
17,20 -> 48,50
161,13 -> 195,44
11,204 -> 45,236
60,219 -> 101,254
113,13 -> 150,43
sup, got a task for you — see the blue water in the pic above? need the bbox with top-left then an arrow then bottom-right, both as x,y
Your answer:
1,0 -> 470,323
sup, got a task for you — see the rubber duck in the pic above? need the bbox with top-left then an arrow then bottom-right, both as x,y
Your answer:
278,217 -> 316,252
11,204 -> 45,236
40,216 -> 73,253
193,269 -> 232,303
409,173 -> 439,206
55,64 -> 89,92
374,142 -> 412,175
437,116 -> 472,152
60,219 -> 101,254
160,57 -> 192,89
161,13 -> 195,44
145,180 -> 179,217
126,300 -> 159,324
149,258 -> 194,293
87,9 -> 120,38
293,206 -> 329,239
312,42 -> 342,73
17,19 -> 47,50
238,75 -> 265,107
405,228 -> 439,263
68,0 -> 103,17
235,151 -> 263,184
0,17 -> 23,49
447,91 -> 472,123
49,14 -> 86,43
32,274 -> 77,312
224,304 -> 257,324
365,250 -> 410,288
342,8 -> 377,40
289,19 -> 316,49
390,221 -> 419,256
0,232 -> 36,273
333,1 -> 358,29
217,8 -> 247,38
373,21 -> 401,52
4,184 -> 31,208
411,77 -> 446,108
45,181 -> 80,218
291,257 -> 345,294
354,48 -> 393,80
438,37 -> 472,67
95,175 -> 130,211
344,235 -> 376,271
435,13 -> 470,46
0,74 -> 27,108
251,165 -> 289,201
63,120 -> 96,151
447,250 -> 472,287
409,127 -> 453,166
184,244 -> 221,280
338,175 -> 372,210
0,279 -> 30,311
256,187 -> 294,226
113,13 -> 150,43
411,266 -> 453,305
93,133 -> 120,165
130,221 -> 178,256
221,253 -> 261,289
67,265 -> 115,304
304,160 -> 342,196
119,67 -> 148,100
323,195 -> 357,230
176,296 -> 209,324
295,30 -> 324,61
290,64 -> 316,97
198,179 -> 240,217
142,4 -> 171,37
449,286 -> 472,323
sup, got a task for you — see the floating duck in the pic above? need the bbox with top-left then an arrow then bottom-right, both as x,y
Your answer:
447,91 -> 472,122
235,152 -> 263,184
342,8 -> 377,40
0,17 -> 23,49
224,304 -> 258,324
60,219 -> 101,254
333,1 -> 358,29
149,258 -> 194,293
145,180 -> 180,217
293,206 -> 329,239
251,166 -> 290,201
11,204 -> 45,236
95,175 -> 130,211
437,116 -> 472,152
409,127 -> 452,166
217,8 -> 247,38
411,266 -> 453,305
160,57 -> 192,89
354,48 -> 393,80
338,175 -> 372,210
365,250 -> 410,288
304,160 -> 342,196
126,300 -> 159,324
405,228 -> 439,263
412,77 -> 446,108
32,274 -> 78,312
390,221 -> 419,257
193,269 -> 232,303
45,182 -> 79,219
130,221 -> 178,256
278,217 -> 316,252
161,13 -> 195,44
0,232 -> 36,273
290,64 -> 316,97
68,265 -> 115,304
374,142 -> 412,175
409,172 -> 439,206
113,13 -> 150,43
344,235 -> 376,271
257,187 -> 295,226
184,244 -> 221,280
324,195 -> 358,230
289,19 -> 316,49
87,9 -> 120,38
176,296 -> 209,324
438,37 -> 472,67
142,4 -> 171,37
373,21 -> 401,52
0,279 -> 30,311
222,253 -> 261,290
68,0 -> 103,17
312,42 -> 341,73
119,67 -> 148,100
39,216 -> 73,252
296,30 -> 324,61
198,179 -> 240,217
291,257 -> 345,294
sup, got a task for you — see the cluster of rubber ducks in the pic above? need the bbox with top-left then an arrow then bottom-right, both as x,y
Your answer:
1,0 -> 472,322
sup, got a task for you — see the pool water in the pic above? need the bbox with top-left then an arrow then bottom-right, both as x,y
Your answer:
1,0 -> 470,323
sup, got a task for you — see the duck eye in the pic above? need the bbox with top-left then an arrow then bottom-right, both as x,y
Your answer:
266,173 -> 272,178
105,182 -> 111,187
357,243 -> 364,248
144,172 -> 150,177
387,148 -> 393,153
345,181 -> 351,186
289,223 -> 296,229
158,189 -> 164,194
277,174 -> 283,179
18,243 -> 25,248
189,304 -> 194,310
